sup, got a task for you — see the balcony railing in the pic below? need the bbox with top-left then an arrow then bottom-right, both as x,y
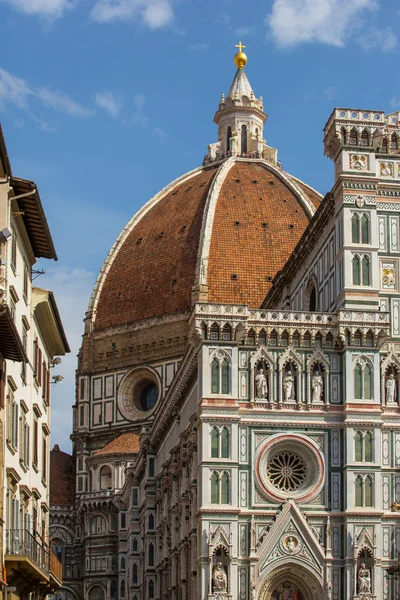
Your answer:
5,529 -> 62,581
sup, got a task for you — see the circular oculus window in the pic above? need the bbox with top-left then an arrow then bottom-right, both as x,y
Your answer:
117,367 -> 160,421
255,434 -> 325,503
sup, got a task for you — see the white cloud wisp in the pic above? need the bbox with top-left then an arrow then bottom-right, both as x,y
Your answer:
90,0 -> 174,28
0,67 -> 93,126
266,0 -> 379,48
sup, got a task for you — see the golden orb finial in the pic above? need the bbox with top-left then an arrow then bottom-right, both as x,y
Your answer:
234,41 -> 247,69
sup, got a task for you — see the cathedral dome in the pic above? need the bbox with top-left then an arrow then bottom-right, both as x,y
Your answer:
90,158 -> 322,331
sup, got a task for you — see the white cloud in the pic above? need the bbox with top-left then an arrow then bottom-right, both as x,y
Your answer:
266,0 -> 378,48
153,127 -> 167,141
189,43 -> 209,51
0,67 -> 92,127
0,0 -> 74,19
233,26 -> 256,37
94,90 -> 124,118
90,0 -> 174,28
358,26 -> 397,52
324,86 -> 337,101
41,266 -> 97,452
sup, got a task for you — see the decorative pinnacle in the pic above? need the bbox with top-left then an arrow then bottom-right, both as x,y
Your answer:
234,41 -> 247,69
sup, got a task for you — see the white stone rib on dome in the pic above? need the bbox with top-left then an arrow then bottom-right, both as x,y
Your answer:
87,165 -> 205,323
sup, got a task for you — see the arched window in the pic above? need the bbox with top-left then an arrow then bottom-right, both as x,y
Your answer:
222,324 -> 232,341
349,129 -> 357,145
88,586 -> 105,600
382,137 -> 388,153
211,359 -> 219,394
355,432 -> 363,461
120,580 -> 126,599
364,365 -> 372,399
221,360 -> 230,394
341,127 -> 347,145
361,215 -> 369,243
148,513 -> 155,530
99,466 -> 112,490
211,428 -> 219,458
120,556 -> 126,571
148,579 -> 155,599
353,256 -> 361,285
259,330 -> 267,346
220,473 -> 230,504
221,428 -> 229,458
110,582 -> 117,599
132,537 -> 138,553
360,131 -> 369,146
365,477 -> 373,507
352,214 -> 360,243
269,330 -> 278,347
365,432 -> 373,462
148,542 -> 154,566
309,286 -> 317,311
241,124 -> 248,154
132,563 -> 138,584
354,365 -> 363,399
211,472 -> 219,504
226,126 -> 232,152
90,515 -> 107,535
362,256 -> 370,286
210,323 -> 219,340
391,134 -> 398,150
355,476 -> 363,507
247,329 -> 255,345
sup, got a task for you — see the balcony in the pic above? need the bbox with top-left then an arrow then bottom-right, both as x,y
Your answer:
5,529 -> 62,592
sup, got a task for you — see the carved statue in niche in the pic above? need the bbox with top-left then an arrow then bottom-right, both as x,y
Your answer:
212,562 -> 227,592
358,563 -> 371,593
311,372 -> 323,403
283,370 -> 295,401
386,372 -> 397,404
255,368 -> 268,399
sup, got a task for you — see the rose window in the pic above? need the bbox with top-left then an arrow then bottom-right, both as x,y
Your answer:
267,452 -> 306,491
256,434 -> 325,503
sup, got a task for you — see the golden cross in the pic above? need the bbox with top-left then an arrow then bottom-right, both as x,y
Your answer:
235,41 -> 246,53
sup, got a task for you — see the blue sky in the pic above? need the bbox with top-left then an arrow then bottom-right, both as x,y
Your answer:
1,0 -> 399,451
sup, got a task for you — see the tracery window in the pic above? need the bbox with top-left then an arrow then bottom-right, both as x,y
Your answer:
210,354 -> 231,395
355,431 -> 373,462
149,580 -> 155,599
120,580 -> 126,598
210,471 -> 231,504
355,475 -> 374,507
90,515 -> 107,535
354,359 -> 373,400
211,427 -> 230,459
391,133 -> 398,150
352,213 -> 370,244
222,324 -> 232,341
352,254 -> 370,286
381,137 -> 388,153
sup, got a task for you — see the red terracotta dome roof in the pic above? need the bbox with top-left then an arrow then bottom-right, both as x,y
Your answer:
90,158 -> 322,330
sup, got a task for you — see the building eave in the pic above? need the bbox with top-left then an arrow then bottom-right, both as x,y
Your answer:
10,177 -> 57,261
32,288 -> 70,356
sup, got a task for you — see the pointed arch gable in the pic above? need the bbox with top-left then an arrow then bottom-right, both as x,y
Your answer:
381,351 -> 400,373
279,347 -> 302,370
306,348 -> 330,373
